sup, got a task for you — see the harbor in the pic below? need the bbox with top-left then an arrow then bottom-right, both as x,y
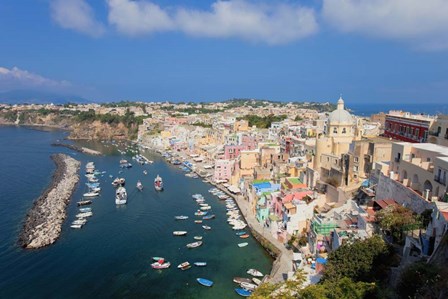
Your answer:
0,127 -> 272,299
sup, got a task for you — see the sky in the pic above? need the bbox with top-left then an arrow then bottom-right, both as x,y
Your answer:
1,0 -> 448,104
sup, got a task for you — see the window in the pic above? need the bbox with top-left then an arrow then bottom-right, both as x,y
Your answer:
354,157 -> 359,163
342,128 -> 346,134
333,127 -> 337,134
354,166 -> 359,172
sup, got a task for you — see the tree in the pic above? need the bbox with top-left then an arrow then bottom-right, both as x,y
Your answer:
300,278 -> 376,299
376,205 -> 422,243
397,261 -> 443,299
323,235 -> 390,282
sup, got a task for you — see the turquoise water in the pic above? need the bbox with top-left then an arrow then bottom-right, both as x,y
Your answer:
0,126 -> 272,298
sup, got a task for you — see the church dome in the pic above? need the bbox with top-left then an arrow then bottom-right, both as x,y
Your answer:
328,96 -> 354,124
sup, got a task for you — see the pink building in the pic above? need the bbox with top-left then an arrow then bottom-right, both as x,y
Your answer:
214,159 -> 234,182
241,135 -> 257,150
224,145 -> 248,160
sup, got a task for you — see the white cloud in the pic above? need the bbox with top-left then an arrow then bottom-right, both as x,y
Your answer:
322,0 -> 448,50
51,0 -> 105,37
107,0 -> 174,35
106,0 -> 318,44
0,66 -> 70,91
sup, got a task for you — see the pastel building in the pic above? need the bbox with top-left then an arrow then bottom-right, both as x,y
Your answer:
214,159 -> 235,182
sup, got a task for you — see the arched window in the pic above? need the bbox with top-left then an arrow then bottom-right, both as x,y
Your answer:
342,128 -> 346,134
333,127 -> 337,134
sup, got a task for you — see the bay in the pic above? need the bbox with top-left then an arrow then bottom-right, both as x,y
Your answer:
0,126 -> 272,299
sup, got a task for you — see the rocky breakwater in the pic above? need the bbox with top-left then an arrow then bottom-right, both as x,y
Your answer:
19,154 -> 81,249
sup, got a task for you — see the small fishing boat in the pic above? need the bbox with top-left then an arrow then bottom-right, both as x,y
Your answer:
174,215 -> 189,220
79,207 -> 92,213
72,219 -> 87,225
154,174 -> 163,191
235,288 -> 252,297
194,236 -> 203,240
173,231 -> 187,236
76,212 -> 93,218
143,170 -> 148,175
197,278 -> 214,287
238,242 -> 248,248
151,261 -> 171,269
235,231 -> 247,236
194,220 -> 203,224
252,278 -> 262,285
202,214 -> 215,220
77,200 -> 92,206
186,241 -> 203,248
136,180 -> 143,191
177,261 -> 191,270
194,210 -> 207,216
83,192 -> 99,197
70,224 -> 83,229
240,282 -> 258,291
233,277 -> 252,284
202,225 -> 211,230
200,206 -> 211,211
239,234 -> 249,239
194,262 -> 207,267
152,256 -> 164,261
247,269 -> 263,277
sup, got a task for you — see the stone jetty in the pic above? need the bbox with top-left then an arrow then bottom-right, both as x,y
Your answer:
19,154 -> 80,249
52,142 -> 102,156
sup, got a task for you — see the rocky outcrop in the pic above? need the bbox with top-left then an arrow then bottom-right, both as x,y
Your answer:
68,120 -> 130,140
19,154 -> 80,249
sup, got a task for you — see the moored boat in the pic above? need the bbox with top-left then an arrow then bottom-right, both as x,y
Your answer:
194,262 -> 207,267
202,214 -> 215,220
151,261 -> 171,269
235,288 -> 252,297
197,278 -> 213,287
252,278 -> 262,285
235,231 -> 247,236
238,242 -> 248,248
247,269 -> 263,277
194,236 -> 203,240
174,215 -> 189,220
177,261 -> 191,270
186,241 -> 203,248
233,277 -> 253,284
202,225 -> 211,230
79,207 -> 92,213
239,234 -> 249,239
76,212 -> 93,218
173,231 -> 187,236
77,200 -> 92,206
194,220 -> 203,224
83,192 -> 99,197
70,224 -> 83,229
240,282 -> 258,291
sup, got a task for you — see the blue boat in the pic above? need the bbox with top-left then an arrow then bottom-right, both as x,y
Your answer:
202,214 -> 215,220
235,288 -> 252,297
235,231 -> 247,236
197,278 -> 213,287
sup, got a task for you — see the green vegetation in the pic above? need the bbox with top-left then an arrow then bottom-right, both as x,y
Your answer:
252,236 -> 398,299
75,108 -> 144,127
376,205 -> 422,243
191,122 -> 212,128
237,114 -> 287,128
2,110 -> 18,122
397,261 -> 443,299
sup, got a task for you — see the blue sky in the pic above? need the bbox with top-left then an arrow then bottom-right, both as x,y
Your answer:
1,0 -> 448,104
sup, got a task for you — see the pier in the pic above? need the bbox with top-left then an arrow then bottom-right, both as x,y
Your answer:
19,154 -> 80,249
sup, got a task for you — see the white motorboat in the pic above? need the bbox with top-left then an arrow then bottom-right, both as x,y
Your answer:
238,242 -> 248,248
115,186 -> 127,205
83,192 -> 99,197
154,175 -> 163,191
247,269 -> 263,277
136,180 -> 143,191
173,231 -> 187,236
76,212 -> 93,218
186,241 -> 203,248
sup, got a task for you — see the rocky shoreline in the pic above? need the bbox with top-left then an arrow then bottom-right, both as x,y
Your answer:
18,154 -> 80,249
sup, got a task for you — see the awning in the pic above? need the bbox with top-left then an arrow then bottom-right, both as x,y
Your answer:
228,185 -> 241,194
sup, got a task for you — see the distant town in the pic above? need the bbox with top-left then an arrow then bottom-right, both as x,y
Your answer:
1,97 -> 448,297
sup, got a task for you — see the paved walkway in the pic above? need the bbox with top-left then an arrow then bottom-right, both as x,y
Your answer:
232,194 -> 293,283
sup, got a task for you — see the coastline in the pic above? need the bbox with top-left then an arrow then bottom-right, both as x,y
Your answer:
142,146 -> 291,283
52,142 -> 102,156
18,153 -> 80,249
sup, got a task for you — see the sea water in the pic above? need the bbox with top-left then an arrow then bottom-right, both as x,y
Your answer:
0,126 -> 272,298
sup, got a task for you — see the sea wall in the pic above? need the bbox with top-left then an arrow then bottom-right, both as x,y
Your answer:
19,154 -> 80,249
52,142 -> 102,156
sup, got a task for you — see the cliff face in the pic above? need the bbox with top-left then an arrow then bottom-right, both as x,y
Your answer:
0,111 -> 136,140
